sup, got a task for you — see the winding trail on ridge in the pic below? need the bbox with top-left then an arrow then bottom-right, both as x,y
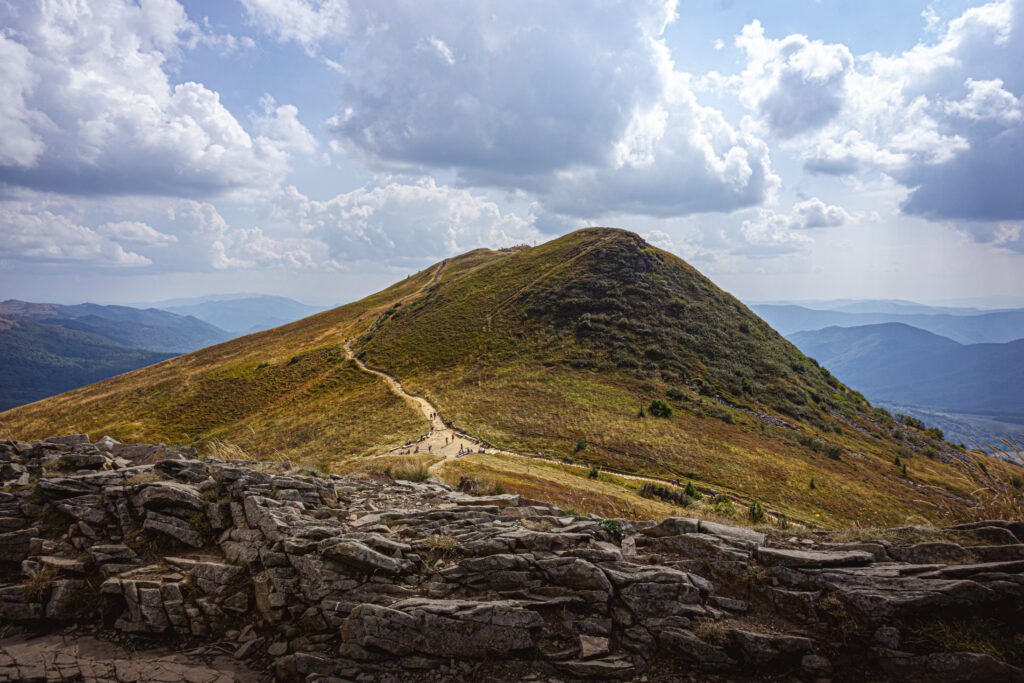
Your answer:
342,340 -> 682,487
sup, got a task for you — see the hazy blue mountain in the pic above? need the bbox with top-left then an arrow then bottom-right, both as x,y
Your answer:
753,303 -> 1024,344
790,323 -> 1024,426
0,316 -> 174,411
161,295 -> 326,333
825,300 -> 989,316
0,300 -> 228,353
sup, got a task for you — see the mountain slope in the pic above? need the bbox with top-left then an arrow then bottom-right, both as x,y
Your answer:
162,295 -> 325,334
791,323 -> 1024,422
0,300 -> 228,352
0,229 -> 1015,527
753,303 -> 1024,344
0,316 -> 174,411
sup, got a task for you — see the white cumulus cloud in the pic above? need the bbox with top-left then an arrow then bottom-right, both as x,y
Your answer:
0,1 -> 300,198
277,178 -> 542,266
291,1 -> 778,220
731,0 -> 1024,227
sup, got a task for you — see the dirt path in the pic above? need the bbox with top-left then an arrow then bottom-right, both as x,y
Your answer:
344,341 -> 499,473
343,341 -> 696,487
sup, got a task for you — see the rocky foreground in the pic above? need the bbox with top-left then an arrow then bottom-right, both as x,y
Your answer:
0,436 -> 1021,681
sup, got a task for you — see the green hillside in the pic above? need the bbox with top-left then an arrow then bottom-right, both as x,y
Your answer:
1,228 -> 1017,527
0,316 -> 174,410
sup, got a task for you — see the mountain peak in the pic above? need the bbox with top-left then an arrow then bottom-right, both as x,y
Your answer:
2,229 -> 1011,529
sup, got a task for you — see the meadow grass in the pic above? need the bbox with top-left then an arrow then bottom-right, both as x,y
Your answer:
2,228 -> 1019,528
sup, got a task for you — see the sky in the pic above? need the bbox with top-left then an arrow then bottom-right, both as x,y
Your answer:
1,0 -> 1022,307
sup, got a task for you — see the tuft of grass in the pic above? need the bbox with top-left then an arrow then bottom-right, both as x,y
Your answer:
22,567 -> 57,602
126,471 -> 163,485
205,439 -> 251,461
424,533 -> 458,564
344,455 -> 441,482
693,621 -> 728,646
908,616 -> 1023,662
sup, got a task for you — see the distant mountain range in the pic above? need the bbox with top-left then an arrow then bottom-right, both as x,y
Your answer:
0,300 -> 228,353
0,295 -> 329,411
160,295 -> 325,334
790,323 -> 1024,448
0,316 -> 174,411
752,303 -> 1024,345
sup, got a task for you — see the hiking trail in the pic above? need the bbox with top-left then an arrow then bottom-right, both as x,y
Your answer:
343,341 -> 697,486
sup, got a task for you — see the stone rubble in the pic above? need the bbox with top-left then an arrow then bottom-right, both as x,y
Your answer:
0,434 -> 1021,681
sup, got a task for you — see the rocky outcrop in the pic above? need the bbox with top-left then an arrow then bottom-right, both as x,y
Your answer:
0,434 -> 1022,682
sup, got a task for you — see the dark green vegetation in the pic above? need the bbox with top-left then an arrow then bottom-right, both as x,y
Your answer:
0,316 -> 174,411
2,228 -> 1020,527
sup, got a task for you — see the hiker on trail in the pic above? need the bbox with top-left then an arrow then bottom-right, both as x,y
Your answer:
428,445 -> 432,453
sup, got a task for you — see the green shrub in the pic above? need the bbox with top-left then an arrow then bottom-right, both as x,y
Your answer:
666,387 -> 686,401
897,414 -> 926,430
588,467 -> 599,479
599,519 -> 624,543
684,481 -> 701,500
748,499 -> 765,523
809,477 -> 817,490
648,399 -> 673,418
575,438 -> 587,452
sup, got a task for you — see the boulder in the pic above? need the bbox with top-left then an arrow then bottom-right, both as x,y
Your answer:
890,542 -> 970,565
730,629 -> 813,666
579,634 -> 610,659
757,547 -> 874,568
658,627 -> 734,666
319,538 -> 408,575
142,511 -> 205,548
699,520 -> 766,547
341,599 -> 543,658
132,482 -> 204,517
641,517 -> 700,537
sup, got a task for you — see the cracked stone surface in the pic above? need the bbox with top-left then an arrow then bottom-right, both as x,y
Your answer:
0,434 -> 1021,681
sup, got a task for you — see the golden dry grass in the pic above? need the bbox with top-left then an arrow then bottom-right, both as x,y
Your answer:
2,228 -> 1018,529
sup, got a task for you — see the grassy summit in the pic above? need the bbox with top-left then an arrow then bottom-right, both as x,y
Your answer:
1,228 -> 1017,526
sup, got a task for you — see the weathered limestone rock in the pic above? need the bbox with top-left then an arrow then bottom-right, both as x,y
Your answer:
890,542 -> 970,564
757,547 -> 874,568
318,538 -> 408,575
640,517 -> 700,537
133,481 -> 204,517
730,629 -> 813,665
142,510 -> 205,548
658,628 -> 734,666
341,599 -> 543,658
0,434 -> 1021,681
